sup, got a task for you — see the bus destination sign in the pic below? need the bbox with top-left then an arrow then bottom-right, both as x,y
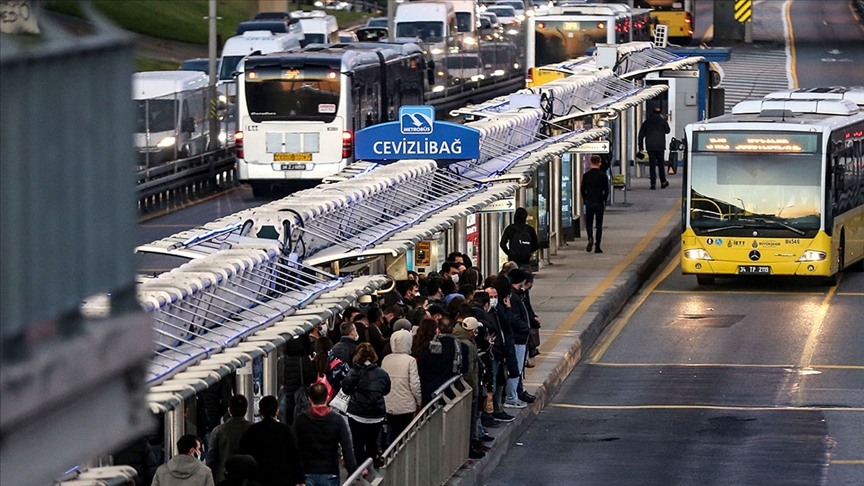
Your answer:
695,132 -> 819,153
355,106 -> 480,161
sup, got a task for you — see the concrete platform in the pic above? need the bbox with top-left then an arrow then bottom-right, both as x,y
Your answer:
448,172 -> 684,486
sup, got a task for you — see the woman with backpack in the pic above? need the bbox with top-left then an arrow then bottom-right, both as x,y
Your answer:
342,343 -> 391,467
312,337 -> 351,399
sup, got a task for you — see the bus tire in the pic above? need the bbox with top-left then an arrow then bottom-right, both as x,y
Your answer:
696,275 -> 715,286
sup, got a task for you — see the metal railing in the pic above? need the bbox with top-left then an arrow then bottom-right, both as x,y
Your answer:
342,376 -> 473,486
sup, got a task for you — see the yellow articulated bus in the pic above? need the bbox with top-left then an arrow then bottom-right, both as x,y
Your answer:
641,0 -> 693,42
682,87 -> 864,285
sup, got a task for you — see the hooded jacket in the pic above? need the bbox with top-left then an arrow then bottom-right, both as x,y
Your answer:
638,112 -> 671,151
292,406 -> 358,475
499,208 -> 539,263
342,361 -> 391,419
453,324 -> 480,399
152,454 -> 215,486
380,330 -> 422,415
417,334 -> 470,405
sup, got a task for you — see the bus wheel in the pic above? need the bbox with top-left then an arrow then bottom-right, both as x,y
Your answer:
696,275 -> 715,286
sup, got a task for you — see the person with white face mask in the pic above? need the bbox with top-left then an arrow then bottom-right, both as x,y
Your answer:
152,435 -> 215,486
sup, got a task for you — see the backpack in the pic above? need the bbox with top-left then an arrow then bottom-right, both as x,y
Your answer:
316,358 -> 345,402
509,225 -> 533,261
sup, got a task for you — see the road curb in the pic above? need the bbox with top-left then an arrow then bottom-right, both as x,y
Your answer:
447,217 -> 681,486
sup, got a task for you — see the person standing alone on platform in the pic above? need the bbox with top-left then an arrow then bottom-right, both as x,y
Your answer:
581,155 -> 609,254
638,106 -> 670,190
500,207 -> 539,269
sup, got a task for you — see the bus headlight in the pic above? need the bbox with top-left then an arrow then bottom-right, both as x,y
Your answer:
431,48 -> 443,55
463,36 -> 476,45
156,136 -> 176,148
432,85 -> 445,93
798,250 -> 827,262
684,248 -> 713,260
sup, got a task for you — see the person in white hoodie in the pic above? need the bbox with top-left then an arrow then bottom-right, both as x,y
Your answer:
380,329 -> 422,444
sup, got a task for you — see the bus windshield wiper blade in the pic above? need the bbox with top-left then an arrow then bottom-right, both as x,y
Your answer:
703,225 -> 745,234
741,218 -> 806,236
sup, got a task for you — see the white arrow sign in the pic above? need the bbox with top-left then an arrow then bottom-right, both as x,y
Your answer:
570,141 -> 610,153
480,198 -> 516,213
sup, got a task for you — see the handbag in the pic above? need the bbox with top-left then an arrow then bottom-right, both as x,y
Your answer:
525,354 -> 536,368
528,328 -> 541,350
330,389 -> 351,414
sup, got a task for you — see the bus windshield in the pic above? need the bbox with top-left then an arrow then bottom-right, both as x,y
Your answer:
396,21 -> 444,42
136,99 -> 177,133
534,20 -> 608,66
244,65 -> 340,122
689,152 -> 823,235
220,55 -> 245,81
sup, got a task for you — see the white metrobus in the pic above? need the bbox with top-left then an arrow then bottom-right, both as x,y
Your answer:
682,88 -> 864,285
234,43 -> 430,195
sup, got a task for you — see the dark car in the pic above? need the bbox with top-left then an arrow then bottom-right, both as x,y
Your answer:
355,26 -> 388,42
254,11 -> 291,20
179,58 -> 220,76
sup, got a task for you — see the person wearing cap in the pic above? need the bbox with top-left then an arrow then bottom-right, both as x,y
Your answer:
380,328 -> 422,446
379,318 -> 414,358
454,314 -> 487,458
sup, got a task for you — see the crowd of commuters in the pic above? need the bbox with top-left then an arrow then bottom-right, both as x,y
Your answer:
138,250 -> 543,485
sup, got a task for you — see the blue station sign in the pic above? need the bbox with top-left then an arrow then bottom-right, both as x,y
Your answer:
355,106 -> 481,161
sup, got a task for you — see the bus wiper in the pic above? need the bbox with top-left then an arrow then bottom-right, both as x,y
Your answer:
740,217 -> 806,236
703,225 -> 745,234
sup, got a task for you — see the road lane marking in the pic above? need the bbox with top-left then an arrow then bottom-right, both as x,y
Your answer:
850,1 -> 864,35
831,460 -> 864,465
797,283 -> 838,369
837,292 -> 864,296
590,362 -> 864,370
585,253 -> 680,364
138,185 -> 242,223
528,199 -> 682,375
548,403 -> 864,412
785,0 -> 798,88
653,289 -> 830,296
701,24 -> 713,44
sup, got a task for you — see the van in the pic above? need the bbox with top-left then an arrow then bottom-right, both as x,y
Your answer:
290,10 -> 339,45
132,71 -> 210,166
219,30 -> 304,82
394,1 -> 459,56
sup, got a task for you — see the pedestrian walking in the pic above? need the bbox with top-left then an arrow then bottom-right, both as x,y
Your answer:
207,395 -> 250,483
638,106 -> 671,190
238,396 -> 305,486
342,343 -> 392,468
499,207 -> 539,268
581,154 -> 609,254
152,435 -> 215,486
293,383 -> 358,486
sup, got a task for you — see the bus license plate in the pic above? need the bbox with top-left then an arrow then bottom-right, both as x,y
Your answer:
280,163 -> 307,170
737,265 -> 771,275
274,153 -> 312,162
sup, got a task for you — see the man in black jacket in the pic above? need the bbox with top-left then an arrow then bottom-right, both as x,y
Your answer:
207,394 -> 250,483
503,269 -> 531,409
638,107 -> 671,190
499,207 -> 539,268
293,383 -> 358,485
331,322 -> 359,365
581,155 -> 609,254
238,396 -> 304,486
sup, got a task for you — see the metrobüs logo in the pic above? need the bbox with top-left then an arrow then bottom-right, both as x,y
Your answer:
400,106 -> 434,134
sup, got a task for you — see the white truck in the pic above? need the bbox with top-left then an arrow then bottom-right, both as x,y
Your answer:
133,71 -> 210,166
291,10 -> 340,45
394,1 -> 459,57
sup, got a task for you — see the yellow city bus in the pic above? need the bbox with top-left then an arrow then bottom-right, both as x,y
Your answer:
642,0 -> 693,42
682,88 -> 864,285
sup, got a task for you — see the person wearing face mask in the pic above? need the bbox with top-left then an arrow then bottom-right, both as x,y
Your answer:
153,435 -> 215,486
503,269 -> 531,409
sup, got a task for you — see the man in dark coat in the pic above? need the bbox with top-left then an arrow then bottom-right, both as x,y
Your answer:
331,321 -> 359,365
417,317 -> 470,405
581,154 -> 609,254
293,383 -> 358,484
499,207 -> 539,268
638,106 -> 671,190
207,394 -> 250,483
238,396 -> 304,486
